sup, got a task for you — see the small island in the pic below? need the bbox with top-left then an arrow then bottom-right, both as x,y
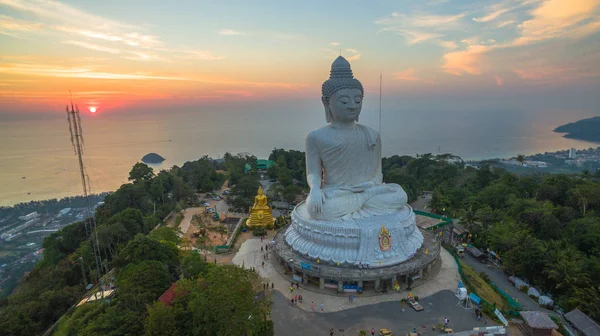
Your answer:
554,116 -> 600,143
141,153 -> 165,164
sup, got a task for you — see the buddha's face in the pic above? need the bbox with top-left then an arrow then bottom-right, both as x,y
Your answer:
325,88 -> 363,123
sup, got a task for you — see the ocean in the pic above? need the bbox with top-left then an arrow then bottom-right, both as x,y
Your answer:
0,101 -> 598,206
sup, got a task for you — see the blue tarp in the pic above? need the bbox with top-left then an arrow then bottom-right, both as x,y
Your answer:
469,292 -> 481,305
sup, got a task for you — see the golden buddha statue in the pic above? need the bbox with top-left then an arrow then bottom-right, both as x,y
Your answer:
246,187 -> 275,229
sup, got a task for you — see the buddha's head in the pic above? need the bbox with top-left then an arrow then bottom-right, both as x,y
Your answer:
321,56 -> 364,124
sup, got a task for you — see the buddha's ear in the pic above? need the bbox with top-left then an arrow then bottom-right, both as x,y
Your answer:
322,97 -> 331,123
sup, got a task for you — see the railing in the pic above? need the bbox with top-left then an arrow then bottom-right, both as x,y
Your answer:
445,244 -> 522,320
214,217 -> 246,253
414,209 -> 454,231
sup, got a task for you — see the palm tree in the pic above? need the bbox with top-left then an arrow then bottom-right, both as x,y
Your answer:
543,242 -> 590,292
516,155 -> 525,166
580,169 -> 591,180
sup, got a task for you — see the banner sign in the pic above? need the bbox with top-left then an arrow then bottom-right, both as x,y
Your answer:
495,308 -> 509,326
300,262 -> 312,270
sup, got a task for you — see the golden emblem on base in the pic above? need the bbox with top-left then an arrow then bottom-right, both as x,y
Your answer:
378,225 -> 392,251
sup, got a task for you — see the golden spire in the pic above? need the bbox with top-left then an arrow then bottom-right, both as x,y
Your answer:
257,186 -> 263,196
380,225 -> 389,236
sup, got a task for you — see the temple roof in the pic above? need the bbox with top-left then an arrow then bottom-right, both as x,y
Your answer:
244,159 -> 276,172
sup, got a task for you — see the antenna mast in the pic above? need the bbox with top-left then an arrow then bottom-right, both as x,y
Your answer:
66,93 -> 103,285
379,71 -> 382,136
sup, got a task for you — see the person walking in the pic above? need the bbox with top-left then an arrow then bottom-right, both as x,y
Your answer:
261,261 -> 264,267
290,297 -> 293,306
330,328 -> 334,336
271,282 -> 274,289
320,302 -> 324,312
311,301 -> 315,311
371,328 -> 375,336
444,317 -> 449,329
261,245 -> 263,252
298,294 -> 303,303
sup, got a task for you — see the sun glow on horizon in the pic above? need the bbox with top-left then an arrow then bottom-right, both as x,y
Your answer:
89,107 -> 97,113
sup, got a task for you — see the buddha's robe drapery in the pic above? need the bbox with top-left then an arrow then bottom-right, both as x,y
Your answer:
306,123 -> 407,220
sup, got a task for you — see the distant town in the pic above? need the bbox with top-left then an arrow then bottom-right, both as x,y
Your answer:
0,194 -> 106,296
470,146 -> 600,174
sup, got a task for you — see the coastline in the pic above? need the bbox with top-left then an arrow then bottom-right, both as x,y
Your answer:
2,144 -> 599,207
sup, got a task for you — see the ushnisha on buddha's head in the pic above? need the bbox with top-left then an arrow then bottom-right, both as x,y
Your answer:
321,56 -> 364,124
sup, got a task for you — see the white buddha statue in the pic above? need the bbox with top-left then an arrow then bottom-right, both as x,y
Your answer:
305,56 -> 408,220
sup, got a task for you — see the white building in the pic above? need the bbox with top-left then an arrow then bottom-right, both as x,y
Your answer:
569,148 -> 577,159
59,208 -> 72,216
4,232 -> 23,241
18,212 -> 38,221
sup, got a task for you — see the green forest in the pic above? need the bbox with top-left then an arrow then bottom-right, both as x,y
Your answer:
382,153 -> 600,321
1,150 -> 599,335
0,154 -> 271,336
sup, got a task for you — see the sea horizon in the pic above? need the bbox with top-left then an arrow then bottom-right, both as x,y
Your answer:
1,103 -> 598,207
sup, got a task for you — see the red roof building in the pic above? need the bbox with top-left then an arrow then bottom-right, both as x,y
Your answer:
157,283 -> 178,306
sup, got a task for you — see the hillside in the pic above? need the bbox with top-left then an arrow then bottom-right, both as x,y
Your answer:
554,116 -> 600,142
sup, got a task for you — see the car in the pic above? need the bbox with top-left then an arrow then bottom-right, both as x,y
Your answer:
213,196 -> 221,201
202,202 -> 210,207
205,208 -> 214,213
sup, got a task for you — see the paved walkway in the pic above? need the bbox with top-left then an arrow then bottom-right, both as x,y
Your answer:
270,289 -> 493,336
232,235 -> 460,313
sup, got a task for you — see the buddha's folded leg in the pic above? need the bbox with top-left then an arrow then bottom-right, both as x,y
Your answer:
313,189 -> 366,220
362,183 -> 408,215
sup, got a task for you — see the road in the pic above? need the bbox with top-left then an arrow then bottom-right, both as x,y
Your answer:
461,253 -> 553,314
177,182 -> 236,236
410,195 -> 431,211
271,290 -> 493,336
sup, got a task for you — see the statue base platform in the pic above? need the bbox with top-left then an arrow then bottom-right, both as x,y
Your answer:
245,218 -> 275,229
284,202 -> 423,267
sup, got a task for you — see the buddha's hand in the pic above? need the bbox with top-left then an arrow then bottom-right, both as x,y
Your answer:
307,189 -> 324,214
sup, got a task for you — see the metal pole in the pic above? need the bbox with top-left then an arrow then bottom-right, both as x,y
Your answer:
78,257 -> 87,287
379,72 -> 382,136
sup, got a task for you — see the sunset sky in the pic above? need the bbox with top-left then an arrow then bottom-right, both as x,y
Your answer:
1,0 -> 599,115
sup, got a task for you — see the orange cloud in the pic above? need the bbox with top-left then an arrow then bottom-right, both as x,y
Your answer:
0,14 -> 42,31
512,0 -> 600,46
513,66 -> 568,80
63,40 -> 121,54
438,40 -> 458,49
441,45 -> 491,75
393,68 -> 434,84
493,75 -> 503,86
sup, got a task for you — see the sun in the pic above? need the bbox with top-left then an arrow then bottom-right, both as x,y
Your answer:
89,107 -> 97,113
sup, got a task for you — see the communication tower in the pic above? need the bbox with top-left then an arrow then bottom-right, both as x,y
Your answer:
66,96 -> 104,285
